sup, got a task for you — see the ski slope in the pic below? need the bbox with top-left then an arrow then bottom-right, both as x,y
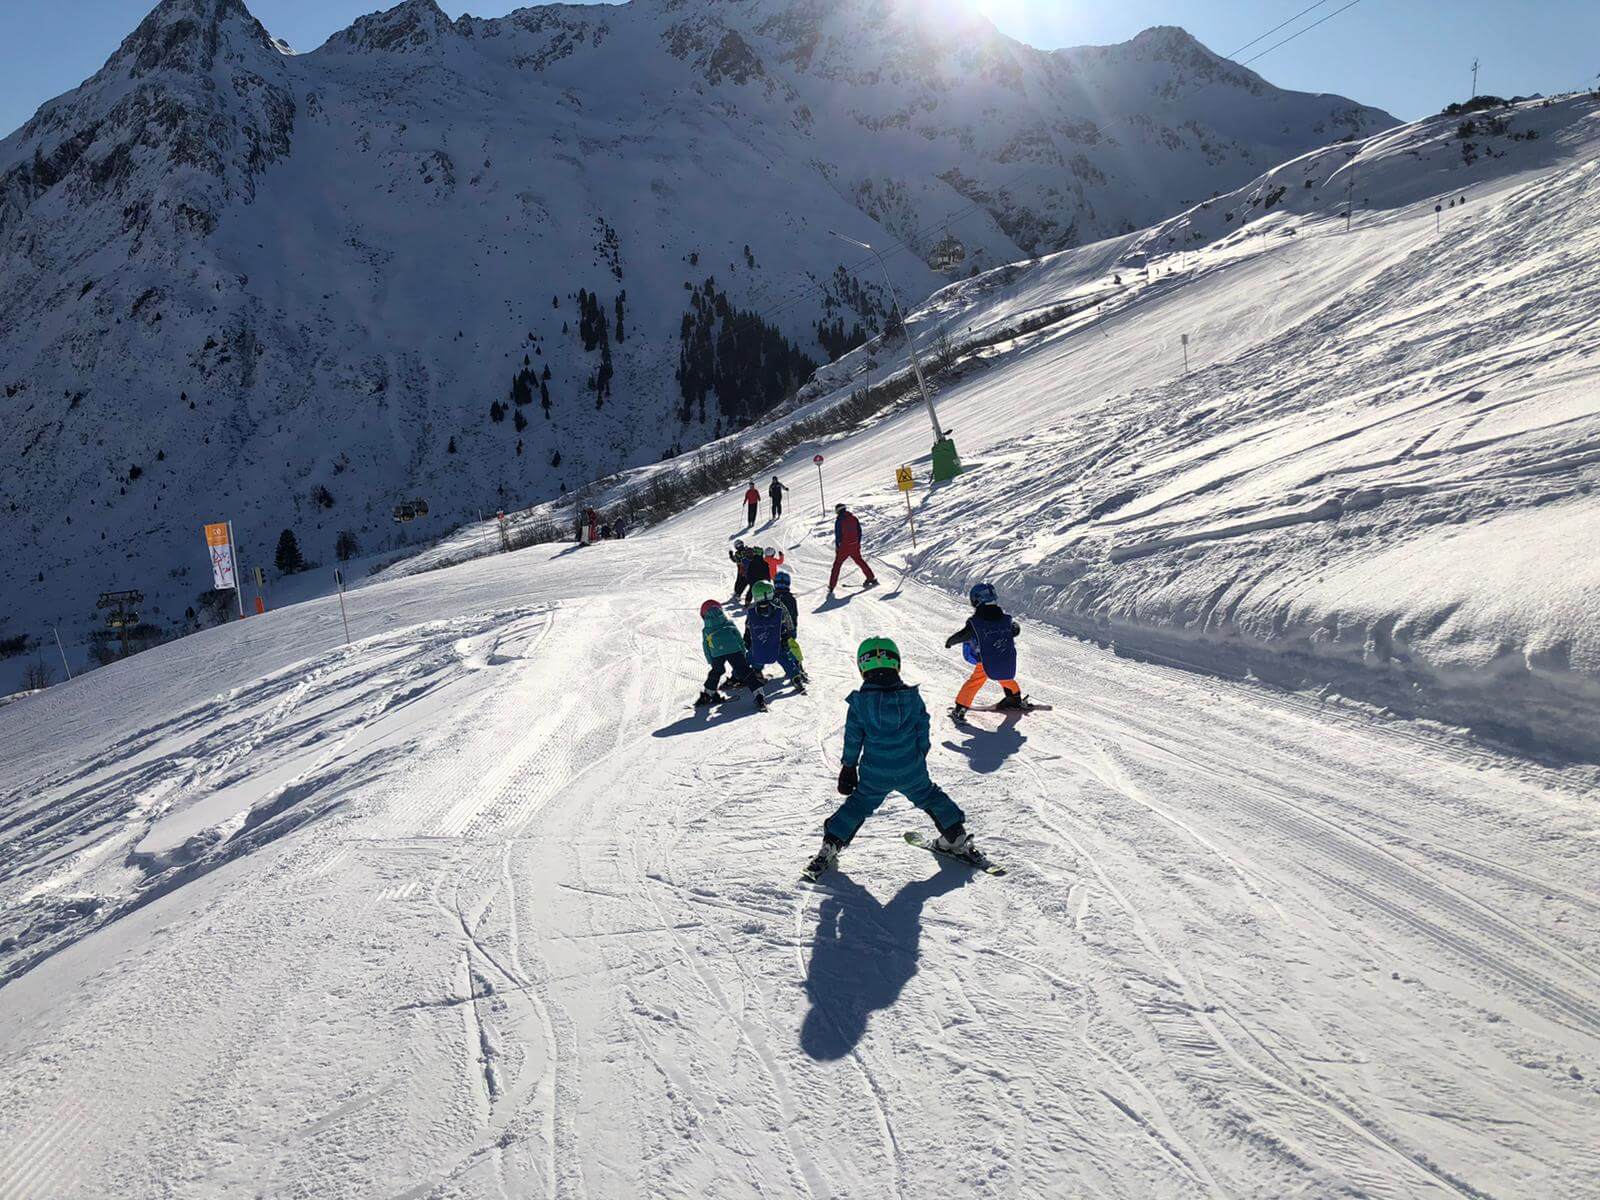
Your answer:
2,452 -> 1597,1198
4,94 -> 1600,1200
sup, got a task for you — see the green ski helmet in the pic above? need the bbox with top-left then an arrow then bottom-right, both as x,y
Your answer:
856,636 -> 901,674
750,580 -> 775,602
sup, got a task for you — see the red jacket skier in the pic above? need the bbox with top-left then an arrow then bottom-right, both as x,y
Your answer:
743,482 -> 760,527
828,503 -> 879,592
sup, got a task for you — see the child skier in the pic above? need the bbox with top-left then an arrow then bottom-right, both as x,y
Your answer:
744,581 -> 806,691
738,543 -> 771,604
945,583 -> 1027,719
764,545 -> 785,580
728,539 -> 749,602
804,637 -> 983,878
697,600 -> 768,711
773,570 -> 805,676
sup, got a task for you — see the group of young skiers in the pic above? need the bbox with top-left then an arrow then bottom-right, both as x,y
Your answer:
697,488 -> 1032,877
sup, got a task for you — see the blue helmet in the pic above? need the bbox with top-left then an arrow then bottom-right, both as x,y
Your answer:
969,582 -> 997,607
774,570 -> 792,589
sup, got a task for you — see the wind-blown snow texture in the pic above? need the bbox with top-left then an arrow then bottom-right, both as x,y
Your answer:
0,0 -> 1392,688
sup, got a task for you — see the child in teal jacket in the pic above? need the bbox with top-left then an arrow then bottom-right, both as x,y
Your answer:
698,600 -> 767,710
805,637 -> 976,877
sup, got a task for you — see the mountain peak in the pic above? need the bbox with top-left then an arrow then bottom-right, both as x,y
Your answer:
114,0 -> 278,78
326,0 -> 456,55
1124,25 -> 1223,65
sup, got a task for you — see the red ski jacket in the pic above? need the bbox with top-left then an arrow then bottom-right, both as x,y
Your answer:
834,511 -> 862,550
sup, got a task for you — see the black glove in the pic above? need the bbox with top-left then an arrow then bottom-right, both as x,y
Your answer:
837,763 -> 858,795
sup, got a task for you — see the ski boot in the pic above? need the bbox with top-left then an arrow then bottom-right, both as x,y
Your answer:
693,689 -> 718,708
752,688 -> 770,712
995,690 -> 1028,712
802,836 -> 843,880
933,824 -> 990,868
949,703 -> 969,722
861,578 -> 880,591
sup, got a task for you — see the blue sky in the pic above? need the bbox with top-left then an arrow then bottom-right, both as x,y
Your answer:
2,0 -> 1597,137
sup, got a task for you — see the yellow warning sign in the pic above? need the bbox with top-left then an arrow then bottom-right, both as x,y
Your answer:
895,466 -> 914,492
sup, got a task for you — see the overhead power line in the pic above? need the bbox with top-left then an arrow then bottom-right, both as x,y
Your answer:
1226,0 -> 1337,59
1240,0 -> 1366,68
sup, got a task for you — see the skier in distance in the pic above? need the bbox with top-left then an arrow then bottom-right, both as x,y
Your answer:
827,503 -> 878,593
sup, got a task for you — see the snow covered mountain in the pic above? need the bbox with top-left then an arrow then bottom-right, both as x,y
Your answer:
0,0 -> 1393,686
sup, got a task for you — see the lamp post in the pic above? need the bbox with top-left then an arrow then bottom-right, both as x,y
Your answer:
830,231 -> 962,481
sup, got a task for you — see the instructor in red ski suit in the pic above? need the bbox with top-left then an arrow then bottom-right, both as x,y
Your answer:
828,503 -> 878,592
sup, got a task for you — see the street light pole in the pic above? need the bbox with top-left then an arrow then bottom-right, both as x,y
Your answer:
830,231 -> 962,480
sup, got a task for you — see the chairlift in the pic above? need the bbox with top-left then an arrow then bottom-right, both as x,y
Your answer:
929,234 -> 966,273
412,498 -> 430,517
392,503 -> 416,522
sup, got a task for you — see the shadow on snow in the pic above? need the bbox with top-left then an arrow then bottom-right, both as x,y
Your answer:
799,861 -> 969,1061
941,712 -> 1026,773
650,701 -> 764,737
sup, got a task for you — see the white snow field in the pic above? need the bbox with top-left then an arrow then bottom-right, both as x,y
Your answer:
4,101 -> 1600,1200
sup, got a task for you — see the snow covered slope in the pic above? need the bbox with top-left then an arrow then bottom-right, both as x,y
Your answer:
0,0 -> 1393,691
576,88 -> 1595,762
2,371 -> 1597,1196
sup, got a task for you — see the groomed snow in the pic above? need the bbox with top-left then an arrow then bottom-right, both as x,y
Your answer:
2,348 -> 1598,1196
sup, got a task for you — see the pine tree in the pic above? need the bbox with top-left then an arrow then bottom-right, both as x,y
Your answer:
275,528 -> 304,574
448,436 -> 458,453
335,530 -> 359,561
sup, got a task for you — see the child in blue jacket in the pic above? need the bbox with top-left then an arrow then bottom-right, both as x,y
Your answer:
744,581 -> 806,691
946,583 -> 1027,719
805,637 -> 978,877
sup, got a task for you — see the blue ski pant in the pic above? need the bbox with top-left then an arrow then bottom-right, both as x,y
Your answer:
778,648 -> 804,680
825,767 -> 963,846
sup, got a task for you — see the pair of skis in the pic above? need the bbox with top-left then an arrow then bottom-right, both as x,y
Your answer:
953,702 -> 1052,719
801,831 -> 1007,881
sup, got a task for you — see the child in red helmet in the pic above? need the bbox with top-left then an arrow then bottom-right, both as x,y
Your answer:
697,599 -> 767,711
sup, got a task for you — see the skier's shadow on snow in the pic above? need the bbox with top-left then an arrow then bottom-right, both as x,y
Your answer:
800,863 -> 969,1061
651,703 -> 759,737
942,713 -> 1026,774
812,592 -> 854,614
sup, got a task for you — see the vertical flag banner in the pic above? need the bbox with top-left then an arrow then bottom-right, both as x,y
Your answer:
204,522 -> 238,589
